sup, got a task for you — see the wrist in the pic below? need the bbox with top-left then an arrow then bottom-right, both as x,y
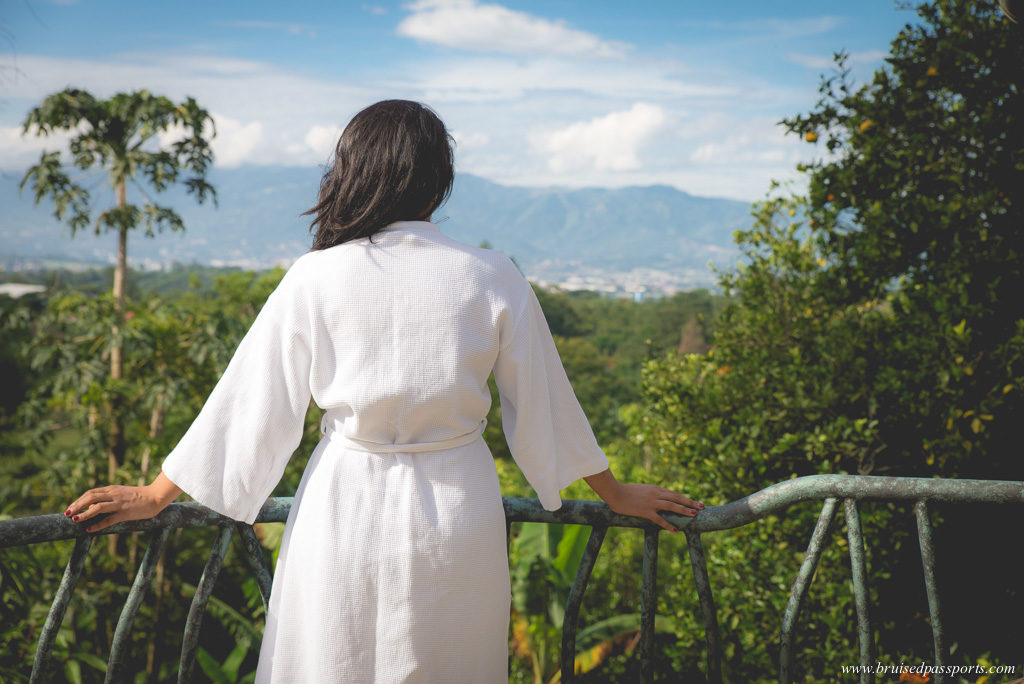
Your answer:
584,468 -> 624,507
145,472 -> 183,510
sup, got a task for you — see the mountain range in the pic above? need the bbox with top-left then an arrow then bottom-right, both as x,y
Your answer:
0,165 -> 753,292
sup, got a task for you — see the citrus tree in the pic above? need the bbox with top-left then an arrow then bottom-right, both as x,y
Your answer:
621,0 -> 1023,678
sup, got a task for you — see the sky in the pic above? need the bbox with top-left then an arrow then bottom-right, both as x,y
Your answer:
1,0 -> 917,201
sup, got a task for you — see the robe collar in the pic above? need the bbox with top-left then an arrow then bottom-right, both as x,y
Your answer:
380,220 -> 440,233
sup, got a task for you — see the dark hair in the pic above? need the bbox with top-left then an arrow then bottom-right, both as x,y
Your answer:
305,100 -> 455,250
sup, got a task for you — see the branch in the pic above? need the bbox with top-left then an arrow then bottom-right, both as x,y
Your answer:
19,151 -> 91,235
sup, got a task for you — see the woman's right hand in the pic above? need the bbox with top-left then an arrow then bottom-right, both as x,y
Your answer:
603,481 -> 703,533
583,468 -> 703,533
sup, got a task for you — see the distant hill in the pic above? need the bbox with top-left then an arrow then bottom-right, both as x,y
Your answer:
0,166 -> 752,289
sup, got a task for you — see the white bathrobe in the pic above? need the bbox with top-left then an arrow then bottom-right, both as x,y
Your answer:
160,219 -> 610,683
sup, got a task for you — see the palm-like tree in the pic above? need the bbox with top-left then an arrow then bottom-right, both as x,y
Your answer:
20,88 -> 216,485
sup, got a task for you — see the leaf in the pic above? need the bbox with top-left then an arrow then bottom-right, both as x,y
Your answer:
181,583 -> 264,644
552,525 -> 588,579
222,640 -> 251,680
64,660 -> 82,684
196,647 -> 233,684
74,653 -> 109,673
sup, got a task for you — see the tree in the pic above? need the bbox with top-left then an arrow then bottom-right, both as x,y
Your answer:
782,0 -> 1023,479
623,0 -> 1023,677
20,89 -> 216,483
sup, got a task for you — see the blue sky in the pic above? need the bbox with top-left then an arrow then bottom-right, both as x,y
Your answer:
2,0 -> 916,200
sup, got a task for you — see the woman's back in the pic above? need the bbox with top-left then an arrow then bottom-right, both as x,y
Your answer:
301,219 -> 521,446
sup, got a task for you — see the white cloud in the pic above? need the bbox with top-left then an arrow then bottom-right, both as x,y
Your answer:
532,103 -> 669,173
0,53 -> 373,169
208,114 -> 264,167
451,130 -> 489,150
403,56 -> 738,103
0,49 -> 817,200
0,124 -> 76,170
304,124 -> 342,160
154,113 -> 263,168
397,0 -> 630,58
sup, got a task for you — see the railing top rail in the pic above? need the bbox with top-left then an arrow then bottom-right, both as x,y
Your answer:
3,474 -> 1021,549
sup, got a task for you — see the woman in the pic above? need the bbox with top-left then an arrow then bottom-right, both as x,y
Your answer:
63,99 -> 703,682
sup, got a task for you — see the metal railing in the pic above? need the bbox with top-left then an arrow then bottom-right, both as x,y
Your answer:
2,474 -> 1022,683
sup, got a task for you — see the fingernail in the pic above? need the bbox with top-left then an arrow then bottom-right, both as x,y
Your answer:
672,527 -> 679,533
72,515 -> 79,521
697,502 -> 705,509
86,527 -> 94,533
64,509 -> 71,516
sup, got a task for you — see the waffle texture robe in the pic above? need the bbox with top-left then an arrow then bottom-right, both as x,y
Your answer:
160,220 -> 610,683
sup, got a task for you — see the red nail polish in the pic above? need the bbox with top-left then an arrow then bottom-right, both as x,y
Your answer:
698,503 -> 705,509
86,527 -> 93,533
64,509 -> 71,516
672,527 -> 678,533
72,515 -> 79,521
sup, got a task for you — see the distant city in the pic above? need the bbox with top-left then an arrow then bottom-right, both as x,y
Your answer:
1,167 -> 752,297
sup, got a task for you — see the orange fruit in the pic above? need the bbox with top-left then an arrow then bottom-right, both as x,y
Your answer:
859,119 -> 874,132
804,131 -> 818,142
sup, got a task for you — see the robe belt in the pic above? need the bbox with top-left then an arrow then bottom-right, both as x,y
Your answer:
319,416 -> 488,453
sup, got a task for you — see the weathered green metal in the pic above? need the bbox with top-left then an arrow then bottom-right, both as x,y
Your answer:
2,474 -> 1022,682
685,530 -> 722,684
29,535 -> 93,684
779,497 -> 838,682
560,524 -> 607,682
915,500 -> 947,684
6,476 -> 1020,550
179,526 -> 234,683
234,522 -> 273,613
106,527 -> 171,683
639,527 -> 659,682
844,498 -> 874,682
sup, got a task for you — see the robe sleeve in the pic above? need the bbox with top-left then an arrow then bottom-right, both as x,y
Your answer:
160,261 -> 313,525
492,280 -> 610,511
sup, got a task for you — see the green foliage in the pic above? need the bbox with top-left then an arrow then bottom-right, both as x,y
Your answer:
20,88 -> 216,238
622,1 -> 1024,678
0,268 -> 321,680
510,523 -> 589,681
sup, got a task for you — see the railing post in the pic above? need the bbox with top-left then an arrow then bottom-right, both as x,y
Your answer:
685,530 -> 722,684
560,525 -> 607,682
106,527 -> 171,683
30,535 -> 94,684
639,527 -> 659,682
779,497 -> 838,683
179,526 -> 235,683
914,500 -> 948,684
234,522 -> 274,614
843,498 -> 875,682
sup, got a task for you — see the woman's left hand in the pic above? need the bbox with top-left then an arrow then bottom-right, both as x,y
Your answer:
63,485 -> 167,533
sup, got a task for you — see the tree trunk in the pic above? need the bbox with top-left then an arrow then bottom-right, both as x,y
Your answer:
145,548 -> 168,682
130,394 -> 165,568
108,176 -> 128,558
677,316 -> 709,355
